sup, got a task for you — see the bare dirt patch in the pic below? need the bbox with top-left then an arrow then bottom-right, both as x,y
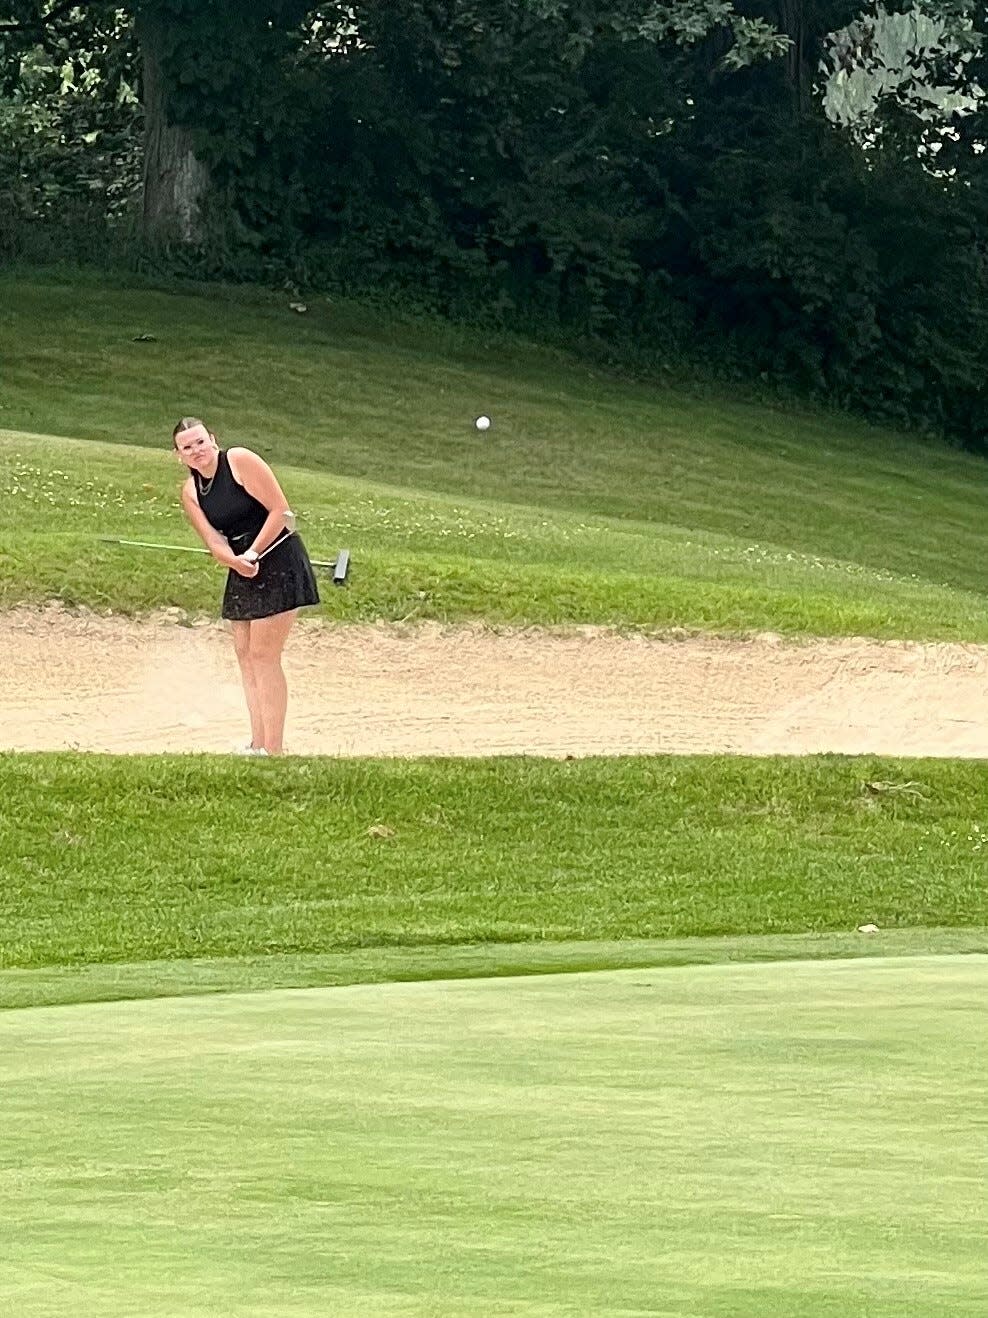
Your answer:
3,607 -> 987,758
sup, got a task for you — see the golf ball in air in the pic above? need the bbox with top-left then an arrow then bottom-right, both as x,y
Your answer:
475,414 -> 491,431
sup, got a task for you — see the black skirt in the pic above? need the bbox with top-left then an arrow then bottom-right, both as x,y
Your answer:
222,534 -> 321,622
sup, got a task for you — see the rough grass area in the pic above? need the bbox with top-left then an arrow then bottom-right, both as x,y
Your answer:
3,275 -> 988,635
3,754 -> 987,1004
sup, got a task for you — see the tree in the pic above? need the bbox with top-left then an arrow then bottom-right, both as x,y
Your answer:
132,3 -> 206,243
131,0 -> 319,245
3,0 -> 986,447
0,0 -> 314,242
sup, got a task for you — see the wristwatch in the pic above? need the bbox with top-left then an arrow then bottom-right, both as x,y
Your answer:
243,549 -> 259,565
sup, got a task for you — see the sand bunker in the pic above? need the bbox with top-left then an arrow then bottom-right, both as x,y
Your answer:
2,607 -> 986,758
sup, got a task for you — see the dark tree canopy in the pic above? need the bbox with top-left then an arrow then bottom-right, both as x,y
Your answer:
1,1 -> 987,448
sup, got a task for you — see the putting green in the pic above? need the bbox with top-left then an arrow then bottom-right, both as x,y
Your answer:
2,956 -> 986,1316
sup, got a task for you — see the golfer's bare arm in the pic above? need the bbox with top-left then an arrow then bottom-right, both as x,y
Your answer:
226,448 -> 292,556
180,478 -> 241,567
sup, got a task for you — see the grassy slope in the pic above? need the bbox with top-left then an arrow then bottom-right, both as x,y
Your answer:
2,275 -> 988,1013
3,753 -> 988,1008
2,275 -> 988,635
6,427 -> 988,635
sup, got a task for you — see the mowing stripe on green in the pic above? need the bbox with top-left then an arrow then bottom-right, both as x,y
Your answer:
3,928 -> 988,1013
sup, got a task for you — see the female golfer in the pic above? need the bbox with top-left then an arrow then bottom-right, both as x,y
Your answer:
173,417 -> 319,756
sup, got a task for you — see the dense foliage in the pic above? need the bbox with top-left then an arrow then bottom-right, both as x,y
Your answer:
1,1 -> 986,447
0,4 -> 140,261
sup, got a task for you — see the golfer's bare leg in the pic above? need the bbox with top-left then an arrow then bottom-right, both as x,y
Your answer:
231,621 -> 266,749
248,610 -> 298,754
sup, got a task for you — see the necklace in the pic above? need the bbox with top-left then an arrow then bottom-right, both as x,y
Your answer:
198,461 -> 219,496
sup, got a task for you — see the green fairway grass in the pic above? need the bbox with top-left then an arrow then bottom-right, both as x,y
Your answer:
3,275 -> 988,635
3,957 -> 986,1316
3,753 -> 988,1007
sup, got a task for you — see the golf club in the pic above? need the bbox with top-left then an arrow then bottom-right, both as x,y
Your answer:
98,519 -> 351,584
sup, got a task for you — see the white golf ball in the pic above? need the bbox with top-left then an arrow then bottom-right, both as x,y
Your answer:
475,414 -> 491,432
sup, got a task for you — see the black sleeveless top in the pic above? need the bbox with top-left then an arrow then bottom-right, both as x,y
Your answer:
194,450 -> 268,546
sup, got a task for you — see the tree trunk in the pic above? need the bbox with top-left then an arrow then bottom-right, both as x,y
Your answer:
777,0 -> 807,105
136,7 -> 209,243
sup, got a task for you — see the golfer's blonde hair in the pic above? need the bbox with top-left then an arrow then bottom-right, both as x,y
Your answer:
172,416 -> 211,448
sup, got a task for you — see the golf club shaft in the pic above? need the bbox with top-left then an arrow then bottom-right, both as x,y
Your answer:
99,536 -> 341,571
99,538 -> 209,555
